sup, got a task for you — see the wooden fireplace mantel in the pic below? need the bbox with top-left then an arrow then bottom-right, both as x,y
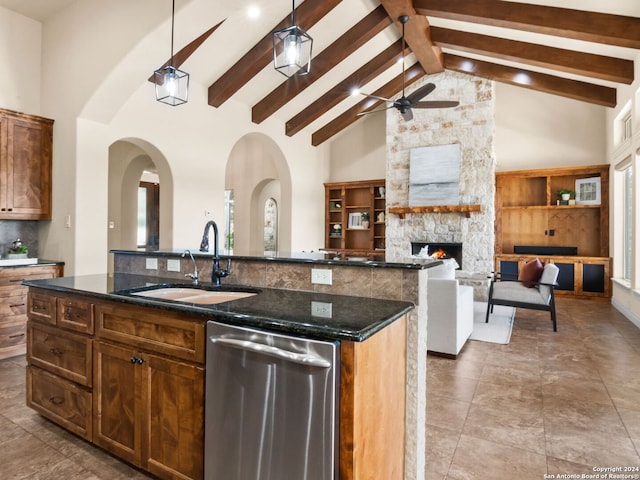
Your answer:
388,205 -> 482,219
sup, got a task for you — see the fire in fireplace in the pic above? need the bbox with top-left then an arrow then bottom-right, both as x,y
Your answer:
411,242 -> 463,269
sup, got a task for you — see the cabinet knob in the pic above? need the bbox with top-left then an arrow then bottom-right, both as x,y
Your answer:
130,356 -> 138,364
48,348 -> 63,356
130,356 -> 145,365
48,396 -> 64,405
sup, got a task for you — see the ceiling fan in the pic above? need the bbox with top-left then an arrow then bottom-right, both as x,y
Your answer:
360,15 -> 459,121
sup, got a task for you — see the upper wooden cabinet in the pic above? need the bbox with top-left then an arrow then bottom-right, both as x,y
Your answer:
495,165 -> 609,257
324,179 -> 386,260
0,108 -> 53,220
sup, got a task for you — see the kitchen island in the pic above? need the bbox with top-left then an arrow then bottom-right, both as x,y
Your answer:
24,271 -> 416,480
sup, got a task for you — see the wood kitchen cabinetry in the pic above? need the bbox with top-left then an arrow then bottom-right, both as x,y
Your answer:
495,165 -> 611,298
26,287 -> 407,480
0,264 -> 62,360
0,108 -> 54,219
324,179 -> 386,260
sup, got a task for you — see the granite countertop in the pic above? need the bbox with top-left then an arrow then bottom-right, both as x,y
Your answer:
111,248 -> 440,270
23,273 -> 414,342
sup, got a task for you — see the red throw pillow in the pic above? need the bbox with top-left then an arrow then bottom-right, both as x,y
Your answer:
518,258 -> 544,288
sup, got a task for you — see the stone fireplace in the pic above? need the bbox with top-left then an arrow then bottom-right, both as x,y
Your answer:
385,70 -> 496,278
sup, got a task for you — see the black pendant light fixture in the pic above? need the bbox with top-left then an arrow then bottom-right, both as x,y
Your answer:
153,0 -> 189,106
272,0 -> 313,78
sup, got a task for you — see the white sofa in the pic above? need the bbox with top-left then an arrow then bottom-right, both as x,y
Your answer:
426,261 -> 474,357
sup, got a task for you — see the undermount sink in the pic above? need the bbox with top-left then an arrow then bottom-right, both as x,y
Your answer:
131,286 -> 257,305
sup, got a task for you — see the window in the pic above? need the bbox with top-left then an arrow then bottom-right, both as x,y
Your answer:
224,190 -> 234,252
623,165 -> 633,282
623,112 -> 632,142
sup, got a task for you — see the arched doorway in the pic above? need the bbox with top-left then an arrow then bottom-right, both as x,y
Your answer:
225,133 -> 292,255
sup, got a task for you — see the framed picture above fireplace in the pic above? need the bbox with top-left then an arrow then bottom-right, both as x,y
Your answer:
575,177 -> 601,205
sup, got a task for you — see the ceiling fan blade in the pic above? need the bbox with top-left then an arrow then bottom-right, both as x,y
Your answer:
401,108 -> 413,121
357,104 -> 396,116
406,83 -> 436,103
361,93 -> 393,103
413,100 -> 460,109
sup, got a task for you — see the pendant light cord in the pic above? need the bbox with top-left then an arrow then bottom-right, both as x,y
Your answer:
401,18 -> 406,97
291,0 -> 296,26
170,0 -> 176,66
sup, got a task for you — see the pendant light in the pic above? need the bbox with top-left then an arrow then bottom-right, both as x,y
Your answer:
153,0 -> 189,106
272,0 -> 313,78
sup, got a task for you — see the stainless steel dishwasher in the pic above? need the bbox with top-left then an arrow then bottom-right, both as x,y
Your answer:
205,321 -> 340,480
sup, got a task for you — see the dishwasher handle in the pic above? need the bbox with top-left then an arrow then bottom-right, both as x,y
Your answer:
209,337 -> 332,368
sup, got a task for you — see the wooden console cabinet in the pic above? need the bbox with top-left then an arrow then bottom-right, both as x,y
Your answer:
495,165 -> 610,298
0,108 -> 53,220
324,179 -> 386,260
0,264 -> 62,360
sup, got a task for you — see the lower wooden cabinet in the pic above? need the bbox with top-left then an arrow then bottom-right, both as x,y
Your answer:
93,340 -> 204,479
26,365 -> 92,440
0,264 -> 62,359
494,254 -> 612,298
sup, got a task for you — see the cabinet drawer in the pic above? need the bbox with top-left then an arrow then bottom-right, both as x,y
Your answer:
0,290 -> 27,320
28,291 -> 57,325
95,303 -> 205,364
58,296 -> 94,334
27,321 -> 92,387
27,365 -> 92,441
0,320 -> 27,349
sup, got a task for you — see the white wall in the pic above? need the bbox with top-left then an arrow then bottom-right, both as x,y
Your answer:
495,83 -> 607,171
0,7 -> 41,113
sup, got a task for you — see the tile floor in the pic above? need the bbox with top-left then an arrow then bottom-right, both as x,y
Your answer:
1,298 -> 639,479
427,298 -> 640,480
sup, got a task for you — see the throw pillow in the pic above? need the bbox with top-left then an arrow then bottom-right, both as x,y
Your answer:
518,258 -> 544,288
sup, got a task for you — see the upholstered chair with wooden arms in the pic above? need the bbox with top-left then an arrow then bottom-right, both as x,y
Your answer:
486,262 -> 560,331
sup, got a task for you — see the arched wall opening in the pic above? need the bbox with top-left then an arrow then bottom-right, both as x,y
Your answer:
107,138 -> 174,272
225,133 -> 292,255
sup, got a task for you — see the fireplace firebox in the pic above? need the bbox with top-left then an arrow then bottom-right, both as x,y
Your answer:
411,242 -> 462,269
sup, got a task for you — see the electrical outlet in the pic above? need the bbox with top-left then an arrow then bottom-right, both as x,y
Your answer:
167,259 -> 181,272
311,301 -> 332,318
311,268 -> 332,285
145,258 -> 158,270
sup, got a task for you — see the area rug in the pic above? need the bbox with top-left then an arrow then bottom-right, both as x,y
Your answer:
470,302 -> 516,344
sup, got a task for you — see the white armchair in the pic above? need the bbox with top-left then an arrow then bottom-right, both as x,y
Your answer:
426,262 -> 474,357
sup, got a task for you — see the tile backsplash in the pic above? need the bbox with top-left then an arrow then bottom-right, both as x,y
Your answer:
0,221 -> 38,257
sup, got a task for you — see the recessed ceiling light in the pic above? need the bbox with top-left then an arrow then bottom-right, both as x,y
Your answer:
247,5 -> 260,19
350,87 -> 361,96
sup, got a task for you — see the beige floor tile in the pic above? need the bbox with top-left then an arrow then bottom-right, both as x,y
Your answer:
472,380 -> 543,415
606,382 -> 640,411
447,434 -> 547,480
618,407 -> 640,450
425,424 -> 460,479
463,403 -> 546,454
426,394 -> 471,433
541,374 -> 612,406
479,363 -> 541,388
427,370 -> 478,402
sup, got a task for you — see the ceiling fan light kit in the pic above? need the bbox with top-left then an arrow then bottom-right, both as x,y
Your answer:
360,15 -> 459,121
273,0 -> 313,78
154,0 -> 189,106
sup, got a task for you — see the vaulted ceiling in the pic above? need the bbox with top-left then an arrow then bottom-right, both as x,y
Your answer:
199,0 -> 640,146
4,0 -> 640,146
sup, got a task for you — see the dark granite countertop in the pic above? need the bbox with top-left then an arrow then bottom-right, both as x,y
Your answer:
111,249 -> 440,270
23,273 -> 414,342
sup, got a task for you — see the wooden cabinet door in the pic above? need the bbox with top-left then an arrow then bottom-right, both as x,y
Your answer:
3,115 -> 52,219
145,354 -> 204,480
93,341 -> 145,467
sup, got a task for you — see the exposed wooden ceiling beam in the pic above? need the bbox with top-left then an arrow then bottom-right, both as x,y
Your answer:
415,0 -> 640,49
380,0 -> 444,74
147,20 -> 225,83
207,0 -> 341,108
431,27 -> 634,84
444,53 -> 617,107
252,5 -> 392,124
285,40 -> 408,137
312,63 -> 427,146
